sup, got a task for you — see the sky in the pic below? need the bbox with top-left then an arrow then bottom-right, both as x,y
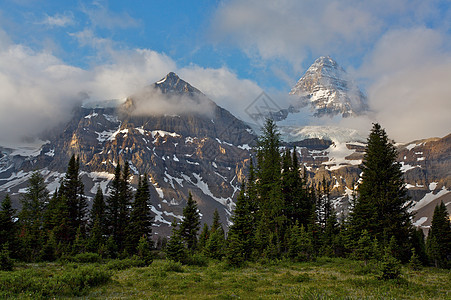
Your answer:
0,0 -> 450,143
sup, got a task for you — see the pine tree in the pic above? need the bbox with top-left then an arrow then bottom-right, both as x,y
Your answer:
227,185 -> 254,262
165,219 -> 187,262
61,155 -> 87,241
106,164 -> 121,247
19,171 -> 49,261
255,118 -> 285,255
87,187 -> 106,252
198,223 -> 209,251
0,195 -> 17,256
426,201 -> 451,268
205,209 -> 225,259
350,123 -> 413,261
179,192 -> 201,251
355,230 -> 373,265
125,174 -> 153,254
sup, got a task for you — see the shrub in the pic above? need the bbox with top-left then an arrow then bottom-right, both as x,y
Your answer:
71,252 -> 103,263
163,260 -> 184,272
377,252 -> 401,280
105,257 -> 147,270
0,245 -> 13,271
185,253 -> 209,267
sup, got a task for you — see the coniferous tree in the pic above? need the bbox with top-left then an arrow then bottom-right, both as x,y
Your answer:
87,187 -> 106,253
61,155 -> 87,241
205,209 -> 225,259
179,192 -> 200,252
106,164 -> 121,248
125,174 -> 153,254
165,219 -> 186,262
426,201 -> 451,268
198,223 -> 210,251
0,195 -> 17,256
227,185 -> 254,262
255,118 -> 285,255
349,123 -> 413,261
19,171 -> 49,261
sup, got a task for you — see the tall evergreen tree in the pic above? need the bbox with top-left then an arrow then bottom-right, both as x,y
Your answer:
117,161 -> 132,252
61,155 -> 87,241
349,123 -> 413,261
125,174 -> 153,254
106,164 -> 121,246
0,195 -> 17,256
255,118 -> 285,254
19,171 -> 49,261
179,192 -> 200,251
226,186 -> 254,263
426,201 -> 451,268
87,187 -> 106,252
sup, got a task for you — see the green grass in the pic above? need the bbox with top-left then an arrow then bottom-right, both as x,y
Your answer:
1,257 -> 449,299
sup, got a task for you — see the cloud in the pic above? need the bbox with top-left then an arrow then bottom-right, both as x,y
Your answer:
40,12 -> 75,27
81,2 -> 139,30
211,0 -> 450,70
178,66 -> 262,120
358,28 -> 451,141
0,29 -> 263,143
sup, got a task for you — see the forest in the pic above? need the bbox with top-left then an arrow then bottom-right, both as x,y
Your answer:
0,121 -> 450,298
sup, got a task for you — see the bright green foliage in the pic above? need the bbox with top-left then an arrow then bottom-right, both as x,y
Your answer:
288,222 -> 313,262
378,246 -> 402,280
355,230 -> 372,264
426,201 -> 451,268
179,192 -> 200,251
136,235 -> 153,265
350,123 -> 413,261
165,220 -> 187,263
409,248 -> 422,270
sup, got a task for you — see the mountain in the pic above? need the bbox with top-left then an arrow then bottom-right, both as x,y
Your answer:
0,72 -> 449,237
0,72 -> 256,236
289,56 -> 368,118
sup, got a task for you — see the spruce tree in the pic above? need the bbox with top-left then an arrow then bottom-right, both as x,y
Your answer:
61,155 -> 87,241
179,192 -> 200,251
117,161 -> 132,252
165,219 -> 187,262
227,185 -> 254,262
426,201 -> 451,268
255,118 -> 285,255
87,187 -> 106,252
350,123 -> 413,261
205,209 -> 225,259
19,171 -> 49,261
0,195 -> 17,256
106,164 -> 121,247
198,223 -> 209,251
125,174 -> 153,254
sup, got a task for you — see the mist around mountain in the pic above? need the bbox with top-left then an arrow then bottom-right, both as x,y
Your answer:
0,62 -> 450,238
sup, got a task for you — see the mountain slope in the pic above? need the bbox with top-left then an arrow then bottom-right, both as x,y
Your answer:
289,56 -> 368,118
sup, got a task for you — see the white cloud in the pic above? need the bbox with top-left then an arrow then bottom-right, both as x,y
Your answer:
81,2 -> 139,30
0,30 -> 263,143
359,28 -> 451,141
40,13 -> 75,27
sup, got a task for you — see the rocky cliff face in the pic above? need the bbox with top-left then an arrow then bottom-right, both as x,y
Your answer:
0,73 -> 256,235
289,56 -> 368,118
0,73 -> 448,237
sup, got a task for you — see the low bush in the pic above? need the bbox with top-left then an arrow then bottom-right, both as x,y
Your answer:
71,252 -> 103,263
105,257 -> 147,270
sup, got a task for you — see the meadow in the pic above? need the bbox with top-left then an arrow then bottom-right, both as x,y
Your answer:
1,257 -> 449,299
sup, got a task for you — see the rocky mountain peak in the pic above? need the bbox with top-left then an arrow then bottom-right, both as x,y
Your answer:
289,56 -> 367,118
154,72 -> 202,96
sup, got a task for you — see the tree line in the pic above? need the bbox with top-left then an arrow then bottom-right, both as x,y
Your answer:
0,156 -> 154,265
1,120 -> 450,272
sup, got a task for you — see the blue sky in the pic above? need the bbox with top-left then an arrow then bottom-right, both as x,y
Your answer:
0,0 -> 450,142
